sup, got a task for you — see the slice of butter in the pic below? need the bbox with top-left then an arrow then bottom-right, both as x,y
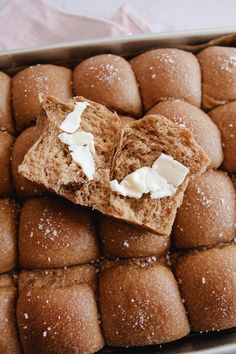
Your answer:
69,145 -> 95,181
59,101 -> 90,133
58,131 -> 95,154
110,153 -> 189,199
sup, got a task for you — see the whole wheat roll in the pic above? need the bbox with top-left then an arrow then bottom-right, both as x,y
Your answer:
0,199 -> 18,274
173,170 -> 236,249
147,99 -> 223,169
130,48 -> 201,111
208,101 -> 236,174
174,244 -> 236,332
0,72 -> 15,135
11,126 -> 48,198
99,259 -> 190,346
12,64 -> 73,131
98,214 -> 170,258
0,131 -> 14,197
73,54 -> 142,117
0,274 -> 21,354
19,197 -> 99,269
197,46 -> 236,111
17,284 -> 104,354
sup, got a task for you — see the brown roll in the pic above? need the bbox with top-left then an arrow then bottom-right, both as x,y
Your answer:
197,46 -> 236,111
12,64 -> 73,131
99,259 -> 189,346
174,244 -> 236,332
173,170 -> 236,249
0,199 -> 18,274
11,126 -> 48,198
98,214 -> 170,258
19,197 -> 99,269
209,101 -> 236,174
0,72 -> 15,135
73,54 -> 142,117
148,99 -> 223,169
130,48 -> 201,111
0,274 -> 21,354
17,284 -> 104,354
0,131 -> 14,197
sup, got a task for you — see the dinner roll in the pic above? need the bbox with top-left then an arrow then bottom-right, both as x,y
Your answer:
18,264 -> 97,293
0,72 -> 15,135
98,214 -> 170,258
173,170 -> 236,249
174,244 -> 236,332
12,64 -> 73,130
209,101 -> 236,173
73,54 -> 142,117
0,131 -> 14,197
99,259 -> 189,346
0,274 -> 20,354
0,199 -> 18,274
19,197 -> 99,269
197,46 -> 236,111
119,115 -> 136,127
11,126 -> 48,198
17,284 -> 104,354
130,48 -> 201,111
148,99 -> 223,169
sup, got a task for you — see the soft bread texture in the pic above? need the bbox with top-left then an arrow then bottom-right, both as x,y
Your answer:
174,244 -> 236,332
73,54 -> 142,117
0,199 -> 18,274
0,274 -> 20,354
18,264 -> 97,293
148,99 -> 223,169
197,46 -> 236,111
19,197 -> 99,269
19,95 -> 121,210
119,115 -> 136,127
107,114 -> 209,235
98,214 -> 170,258
173,170 -> 236,249
11,127 -> 49,198
209,101 -> 236,173
19,97 -> 209,235
0,72 -> 15,135
99,259 -> 190,346
130,48 -> 201,111
12,64 -> 73,131
0,131 -> 14,197
17,284 -> 104,354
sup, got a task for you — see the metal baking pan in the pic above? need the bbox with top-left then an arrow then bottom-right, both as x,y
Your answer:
1,27 -> 236,354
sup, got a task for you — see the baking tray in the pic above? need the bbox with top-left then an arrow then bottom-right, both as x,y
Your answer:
1,27 -> 236,354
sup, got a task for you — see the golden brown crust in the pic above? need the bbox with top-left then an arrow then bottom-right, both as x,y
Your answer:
0,199 -> 18,274
197,46 -> 236,111
0,282 -> 20,354
0,131 -> 14,197
17,285 -> 104,354
12,64 -> 73,131
11,126 -> 49,198
73,54 -> 142,117
0,72 -> 15,135
173,170 -> 236,249
148,99 -> 223,169
19,197 -> 99,269
209,101 -> 236,173
99,261 -> 189,346
98,214 -> 170,258
174,244 -> 236,332
130,48 -> 201,111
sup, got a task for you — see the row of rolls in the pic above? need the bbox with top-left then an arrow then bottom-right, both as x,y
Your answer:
0,45 -> 236,353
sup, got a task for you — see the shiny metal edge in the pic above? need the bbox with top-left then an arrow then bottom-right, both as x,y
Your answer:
1,26 -> 236,354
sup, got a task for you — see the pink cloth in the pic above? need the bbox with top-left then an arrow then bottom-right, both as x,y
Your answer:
0,0 -> 152,51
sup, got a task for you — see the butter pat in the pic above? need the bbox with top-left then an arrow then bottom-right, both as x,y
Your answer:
59,101 -> 90,133
110,153 -> 189,199
58,131 -> 95,154
69,145 -> 95,181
